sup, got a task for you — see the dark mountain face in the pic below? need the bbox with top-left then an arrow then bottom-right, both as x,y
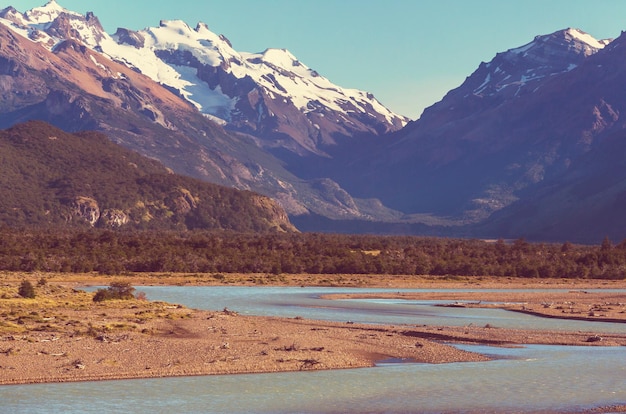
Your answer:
326,29 -> 625,233
477,128 -> 626,243
0,120 -> 296,232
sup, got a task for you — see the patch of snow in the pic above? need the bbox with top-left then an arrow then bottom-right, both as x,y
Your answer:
5,2 -> 407,128
510,41 -> 535,55
565,28 -> 607,49
89,54 -> 107,72
202,113 -> 227,125
474,73 -> 492,94
170,64 -> 234,120
24,0 -> 80,25
0,17 -> 28,36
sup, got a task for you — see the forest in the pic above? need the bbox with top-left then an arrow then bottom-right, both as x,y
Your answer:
0,227 -> 624,280
0,121 -> 292,233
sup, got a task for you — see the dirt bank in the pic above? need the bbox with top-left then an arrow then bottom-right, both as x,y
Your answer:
1,272 -> 625,386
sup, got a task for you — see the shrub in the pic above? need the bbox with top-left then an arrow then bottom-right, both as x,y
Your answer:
18,280 -> 36,299
93,281 -> 135,302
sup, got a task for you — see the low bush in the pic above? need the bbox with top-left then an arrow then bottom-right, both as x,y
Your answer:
18,280 -> 35,299
93,281 -> 135,302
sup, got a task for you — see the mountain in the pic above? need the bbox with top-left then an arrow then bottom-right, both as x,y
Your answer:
108,21 -> 407,156
331,28 -> 612,218
0,1 -> 407,157
2,1 -> 626,243
476,128 -> 626,243
315,28 -> 626,241
473,32 -> 626,243
0,120 -> 296,232
0,1 -> 407,221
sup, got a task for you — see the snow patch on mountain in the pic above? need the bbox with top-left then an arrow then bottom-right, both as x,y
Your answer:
172,64 -> 236,117
566,27 -> 611,49
0,2 -> 406,131
471,28 -> 611,98
24,0 -> 79,25
130,20 -> 402,125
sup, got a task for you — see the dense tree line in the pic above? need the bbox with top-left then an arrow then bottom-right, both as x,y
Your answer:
0,228 -> 625,279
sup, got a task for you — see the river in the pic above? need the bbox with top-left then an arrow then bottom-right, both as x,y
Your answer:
2,286 -> 625,413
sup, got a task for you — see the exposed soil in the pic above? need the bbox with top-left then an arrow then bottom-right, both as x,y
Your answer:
323,289 -> 626,324
1,272 -> 625,394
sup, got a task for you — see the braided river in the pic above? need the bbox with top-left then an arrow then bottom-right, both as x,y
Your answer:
2,286 -> 625,413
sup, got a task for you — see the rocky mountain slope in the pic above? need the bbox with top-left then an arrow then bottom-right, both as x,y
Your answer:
0,1 -> 407,221
0,120 -> 296,232
318,28 -> 626,242
476,127 -> 626,243
333,28 -> 612,218
2,2 -> 626,242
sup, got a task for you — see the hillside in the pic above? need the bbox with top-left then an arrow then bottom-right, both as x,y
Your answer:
0,2 -> 406,222
476,128 -> 626,243
1,2 -> 625,243
0,121 -> 296,232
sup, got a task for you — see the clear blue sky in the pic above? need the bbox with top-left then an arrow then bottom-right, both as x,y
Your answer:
8,0 -> 626,119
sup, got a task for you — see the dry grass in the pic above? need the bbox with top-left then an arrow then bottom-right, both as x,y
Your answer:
1,271 -> 621,290
0,274 -> 191,339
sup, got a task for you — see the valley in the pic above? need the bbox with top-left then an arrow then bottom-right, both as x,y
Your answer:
1,272 -> 625,386
1,2 -> 625,413
1,2 -> 625,242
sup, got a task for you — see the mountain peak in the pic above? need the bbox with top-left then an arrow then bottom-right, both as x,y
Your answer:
158,19 -> 192,31
563,27 -> 611,49
457,28 -> 609,99
24,0 -> 79,24
260,48 -> 299,66
507,28 -> 607,60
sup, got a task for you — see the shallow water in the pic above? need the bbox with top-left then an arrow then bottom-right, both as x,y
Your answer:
137,285 -> 626,333
2,345 -> 625,413
4,286 -> 626,413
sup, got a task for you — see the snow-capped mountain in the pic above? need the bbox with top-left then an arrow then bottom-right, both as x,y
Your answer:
413,28 -> 611,132
1,0 -> 407,156
314,27 -> 626,242
3,1 -> 626,242
470,28 -> 607,97
0,0 -> 407,222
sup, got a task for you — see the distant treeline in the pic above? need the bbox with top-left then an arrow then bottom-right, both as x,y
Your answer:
0,228 -> 625,279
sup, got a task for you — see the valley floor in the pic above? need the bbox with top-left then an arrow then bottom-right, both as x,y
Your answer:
1,272 -> 625,414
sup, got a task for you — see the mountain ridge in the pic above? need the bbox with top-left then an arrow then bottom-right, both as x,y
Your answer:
1,1 -> 626,243
324,27 -> 623,219
0,0 -> 409,222
1,0 -> 407,156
